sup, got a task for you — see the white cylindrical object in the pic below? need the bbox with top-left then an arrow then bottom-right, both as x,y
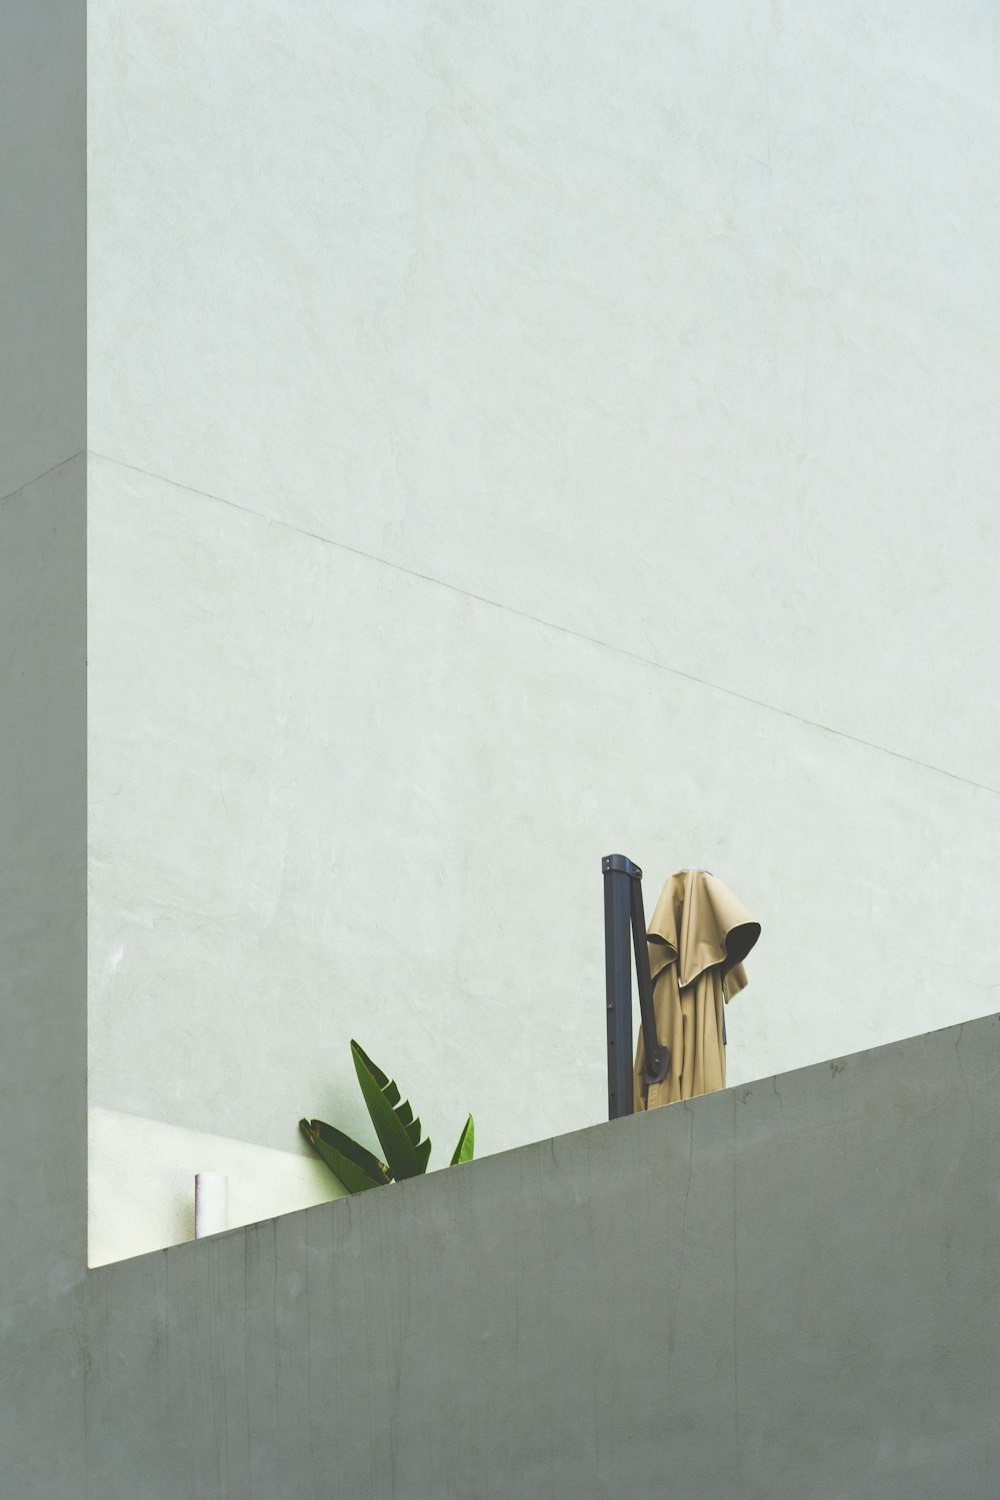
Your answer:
194,1173 -> 228,1238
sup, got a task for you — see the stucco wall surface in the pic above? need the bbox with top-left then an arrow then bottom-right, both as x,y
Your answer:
85,0 -> 1000,1260
84,1014 -> 1000,1500
87,452 -> 1000,1188
0,0 -> 85,497
88,0 -> 1000,784
0,466 -> 88,1492
0,0 -> 87,1488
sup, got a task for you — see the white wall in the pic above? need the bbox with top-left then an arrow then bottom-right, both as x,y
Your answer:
87,0 -> 1000,1262
88,1107 -> 344,1267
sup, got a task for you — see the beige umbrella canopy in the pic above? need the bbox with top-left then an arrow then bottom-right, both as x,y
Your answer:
633,869 -> 760,1111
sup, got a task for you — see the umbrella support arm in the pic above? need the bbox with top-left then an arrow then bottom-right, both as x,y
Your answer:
602,854 -> 670,1121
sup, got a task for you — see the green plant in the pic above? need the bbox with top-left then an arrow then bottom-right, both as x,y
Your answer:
300,1039 -> 475,1194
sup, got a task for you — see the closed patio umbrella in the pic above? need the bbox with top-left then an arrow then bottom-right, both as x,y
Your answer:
633,869 -> 760,1111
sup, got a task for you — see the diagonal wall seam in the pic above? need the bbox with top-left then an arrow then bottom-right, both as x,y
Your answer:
88,447 -> 1000,802
0,450 -> 86,512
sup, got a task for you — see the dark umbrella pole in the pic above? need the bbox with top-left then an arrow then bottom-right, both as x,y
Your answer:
602,854 -> 670,1120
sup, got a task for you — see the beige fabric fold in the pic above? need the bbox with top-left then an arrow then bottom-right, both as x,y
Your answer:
633,869 -> 760,1111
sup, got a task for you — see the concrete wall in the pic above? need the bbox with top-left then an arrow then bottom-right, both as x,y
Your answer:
0,0 -> 86,499
86,0 -> 1000,1261
84,1013 -> 1000,1499
0,3 -> 87,1484
0,463 -> 88,1494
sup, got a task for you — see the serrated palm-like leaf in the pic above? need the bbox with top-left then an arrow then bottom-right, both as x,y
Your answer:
351,1040 -> 432,1180
450,1113 -> 475,1166
299,1116 -> 391,1194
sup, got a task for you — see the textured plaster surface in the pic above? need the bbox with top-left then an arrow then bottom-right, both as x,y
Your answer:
85,0 -> 1000,1259
88,453 -> 1000,1183
88,0 -> 1000,786
2,0 -> 986,1489
0,0 -> 87,1488
0,462 -> 88,1496
0,0 -> 85,499
85,1015 -> 1000,1499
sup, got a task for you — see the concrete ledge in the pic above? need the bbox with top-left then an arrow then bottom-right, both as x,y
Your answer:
86,1014 -> 1000,1499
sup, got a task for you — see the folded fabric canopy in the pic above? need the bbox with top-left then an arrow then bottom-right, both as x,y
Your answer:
633,869 -> 760,1111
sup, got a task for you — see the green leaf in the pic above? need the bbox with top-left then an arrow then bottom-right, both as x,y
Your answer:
351,1040 -> 432,1181
299,1116 -> 391,1194
450,1113 -> 475,1166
